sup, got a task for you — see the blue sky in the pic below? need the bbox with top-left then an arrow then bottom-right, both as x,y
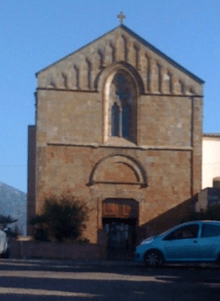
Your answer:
0,0 -> 220,192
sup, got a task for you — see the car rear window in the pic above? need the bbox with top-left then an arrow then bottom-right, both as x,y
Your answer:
201,224 -> 220,238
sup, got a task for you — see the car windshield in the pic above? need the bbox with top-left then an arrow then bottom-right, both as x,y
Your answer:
157,228 -> 175,237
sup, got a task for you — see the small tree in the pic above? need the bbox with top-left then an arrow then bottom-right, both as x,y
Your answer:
30,195 -> 89,242
0,214 -> 20,238
6,224 -> 22,238
0,214 -> 17,229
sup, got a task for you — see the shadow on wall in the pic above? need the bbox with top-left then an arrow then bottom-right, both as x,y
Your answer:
137,194 -> 199,244
97,194 -> 199,257
10,195 -> 200,260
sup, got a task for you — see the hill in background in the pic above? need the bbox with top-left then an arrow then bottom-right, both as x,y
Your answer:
0,182 -> 27,235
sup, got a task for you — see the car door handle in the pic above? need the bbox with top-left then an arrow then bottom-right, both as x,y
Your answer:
193,240 -> 198,243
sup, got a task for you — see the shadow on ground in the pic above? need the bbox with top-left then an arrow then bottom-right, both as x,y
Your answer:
0,259 -> 219,301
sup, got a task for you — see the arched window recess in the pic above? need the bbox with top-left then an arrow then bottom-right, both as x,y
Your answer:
105,70 -> 137,144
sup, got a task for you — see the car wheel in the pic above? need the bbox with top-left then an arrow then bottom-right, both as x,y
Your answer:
1,248 -> 10,259
216,253 -> 220,266
144,250 -> 164,267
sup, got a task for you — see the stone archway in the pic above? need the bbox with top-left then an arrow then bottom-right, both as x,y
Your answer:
88,154 -> 147,187
102,198 -> 138,259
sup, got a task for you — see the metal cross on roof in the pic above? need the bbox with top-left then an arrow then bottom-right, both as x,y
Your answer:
117,11 -> 126,25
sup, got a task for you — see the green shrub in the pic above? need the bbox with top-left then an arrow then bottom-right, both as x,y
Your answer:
30,195 -> 89,242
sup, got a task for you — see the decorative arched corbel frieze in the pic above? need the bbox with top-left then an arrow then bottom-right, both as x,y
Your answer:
55,72 -> 68,89
188,86 -> 196,95
145,53 -> 151,93
73,64 -> 80,90
86,58 -> 92,90
94,61 -> 145,95
179,80 -> 185,95
46,74 -> 57,88
164,70 -> 173,94
109,41 -> 116,63
115,35 -> 125,61
98,48 -> 106,69
156,62 -> 162,93
61,72 -> 68,89
121,35 -> 128,62
174,78 -> 188,95
133,43 -> 141,71
167,71 -> 173,94
80,59 -> 88,90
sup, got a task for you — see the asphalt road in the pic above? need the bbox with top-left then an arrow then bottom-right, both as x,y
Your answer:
0,258 -> 219,300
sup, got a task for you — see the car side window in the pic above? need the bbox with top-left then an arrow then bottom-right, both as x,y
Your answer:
163,224 -> 199,241
201,224 -> 220,238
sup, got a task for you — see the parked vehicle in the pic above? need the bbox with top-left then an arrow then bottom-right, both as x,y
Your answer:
135,220 -> 220,267
0,229 -> 9,258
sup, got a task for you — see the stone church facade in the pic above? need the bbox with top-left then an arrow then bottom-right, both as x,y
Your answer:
27,24 -> 204,258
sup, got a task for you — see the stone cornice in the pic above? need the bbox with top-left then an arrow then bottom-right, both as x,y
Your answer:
36,87 -> 203,98
47,142 -> 193,151
37,87 -> 98,93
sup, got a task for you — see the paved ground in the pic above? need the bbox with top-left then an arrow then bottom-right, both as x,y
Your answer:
0,258 -> 219,300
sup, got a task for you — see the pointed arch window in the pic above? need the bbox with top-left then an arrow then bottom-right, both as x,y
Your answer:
111,103 -> 120,136
108,72 -> 136,142
122,104 -> 131,139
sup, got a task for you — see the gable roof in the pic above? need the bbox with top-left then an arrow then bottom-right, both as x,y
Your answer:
36,24 -> 204,84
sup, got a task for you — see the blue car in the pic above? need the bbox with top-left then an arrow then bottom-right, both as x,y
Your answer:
135,220 -> 220,267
